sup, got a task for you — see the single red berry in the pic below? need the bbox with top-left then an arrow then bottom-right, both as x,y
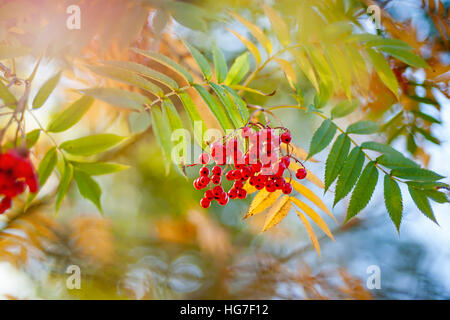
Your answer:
251,161 -> 262,173
193,178 -> 202,190
225,170 -> 234,181
218,193 -> 229,206
199,153 -> 210,165
296,168 -> 307,180
281,131 -> 292,144
199,176 -> 210,186
282,182 -> 293,194
212,185 -> 224,197
228,187 -> 238,199
237,188 -> 247,199
199,166 -> 209,177
205,189 -> 214,200
255,183 -> 264,190
234,180 -> 244,189
231,169 -> 241,180
249,176 -> 257,186
265,180 -> 277,192
212,165 -> 222,176
200,197 -> 211,209
212,175 -> 222,185
273,177 -> 284,189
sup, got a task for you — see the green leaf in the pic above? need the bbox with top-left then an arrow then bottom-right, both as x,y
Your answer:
334,147 -> 365,206
224,52 -> 250,86
367,48 -> 399,98
346,161 -> 379,221
32,71 -> 61,109
406,181 -> 450,190
346,120 -> 379,134
37,147 -> 57,187
0,81 -> 16,107
378,46 -> 428,68
60,134 -> 125,156
376,153 -> 419,169
71,161 -> 129,176
415,127 -> 440,145
55,160 -> 73,212
167,1 -> 209,31
184,42 -> 212,81
178,91 -> 207,147
47,96 -> 94,132
100,61 -> 179,90
229,12 -> 272,54
132,48 -> 194,84
408,185 -> 436,222
384,176 -> 403,231
330,99 -> 359,119
74,169 -> 102,213
81,87 -> 149,110
0,45 -> 31,60
222,85 -> 250,121
391,167 -> 444,181
423,189 -> 448,204
263,4 -> 291,46
209,82 -> 244,128
150,107 -> 173,174
128,111 -> 151,133
227,28 -> 261,65
307,119 -> 337,159
361,141 -> 404,157
3,129 -> 41,151
324,133 -> 351,192
87,65 -> 163,97
212,44 -> 227,83
161,99 -> 183,131
194,84 -> 234,131
411,110 -> 441,124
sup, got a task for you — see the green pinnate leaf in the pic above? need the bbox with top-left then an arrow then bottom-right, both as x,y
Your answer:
330,99 -> 359,119
361,141 -> 404,157
37,147 -> 58,187
222,85 -> 249,122
224,52 -> 250,86
32,71 -> 61,109
162,99 -> 183,131
209,82 -> 244,128
391,167 -> 444,181
378,46 -> 428,68
324,133 -> 351,192
184,42 -> 212,81
346,161 -> 379,222
178,91 -> 207,147
128,111 -> 151,133
74,169 -> 102,213
71,161 -> 129,176
55,160 -> 73,212
376,153 -> 419,169
384,175 -> 403,231
346,120 -> 379,134
308,119 -> 337,159
212,44 -> 227,83
60,134 -> 125,156
367,48 -> 399,98
150,106 -> 174,174
408,185 -> 436,222
334,147 -> 365,206
47,96 -> 94,133
81,87 -> 149,111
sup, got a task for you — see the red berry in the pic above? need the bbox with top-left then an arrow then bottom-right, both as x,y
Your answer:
273,177 -> 285,189
265,180 -> 277,192
296,168 -> 307,180
234,180 -> 244,189
212,165 -> 222,176
281,156 -> 291,168
281,131 -> 292,144
205,189 -> 214,200
228,187 -> 238,199
212,186 -> 224,197
218,193 -> 229,206
199,176 -> 210,186
0,197 -> 12,214
255,183 -> 264,190
200,197 -> 211,208
193,178 -> 201,190
231,169 -> 241,180
237,188 -> 247,199
199,153 -> 210,165
249,176 -> 257,186
225,170 -> 234,181
282,182 -> 293,194
199,166 -> 209,177
251,161 -> 262,173
212,175 -> 222,185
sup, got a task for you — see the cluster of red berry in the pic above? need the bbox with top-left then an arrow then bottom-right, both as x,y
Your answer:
0,149 -> 38,214
192,125 -> 307,208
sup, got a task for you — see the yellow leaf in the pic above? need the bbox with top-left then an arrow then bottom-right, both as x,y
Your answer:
274,58 -> 297,91
229,12 -> 272,54
243,180 -> 258,194
295,209 -> 321,256
262,195 -> 292,231
245,189 -> 282,219
290,197 -> 334,240
291,180 -> 336,223
282,143 -> 318,163
227,28 -> 262,66
263,5 -> 291,46
289,162 -> 325,189
290,48 -> 320,92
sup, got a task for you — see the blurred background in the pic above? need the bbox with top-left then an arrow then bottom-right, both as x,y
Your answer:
0,0 -> 448,299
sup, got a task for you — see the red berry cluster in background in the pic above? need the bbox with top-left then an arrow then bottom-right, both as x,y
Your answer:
192,124 -> 307,208
0,149 -> 38,214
